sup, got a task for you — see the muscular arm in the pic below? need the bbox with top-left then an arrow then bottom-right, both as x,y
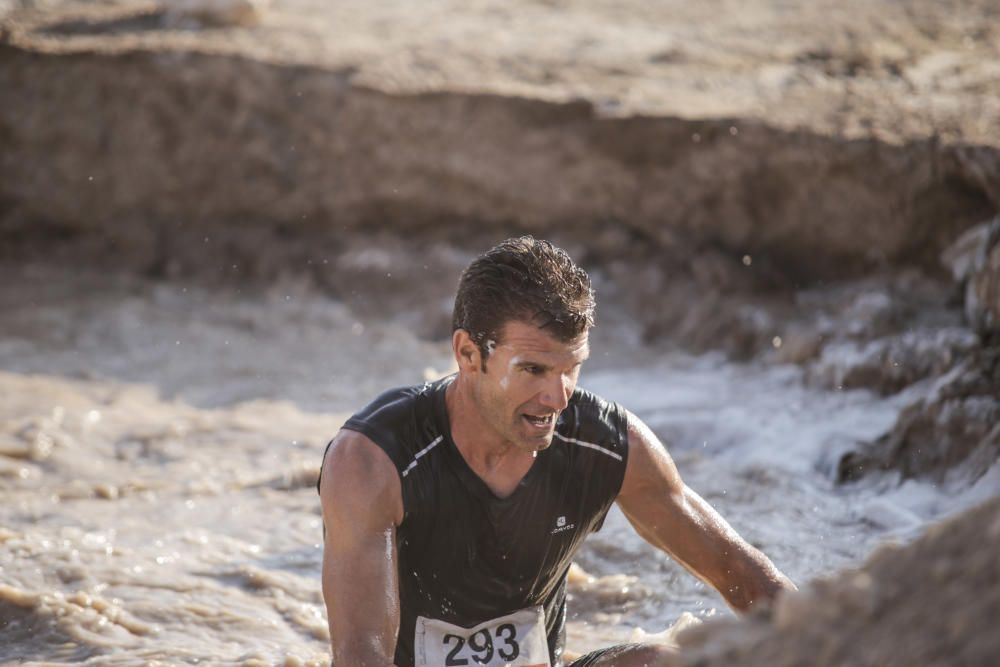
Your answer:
319,429 -> 405,666
616,412 -> 795,612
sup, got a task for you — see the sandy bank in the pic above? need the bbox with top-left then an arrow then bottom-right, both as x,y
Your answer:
675,496 -> 1000,666
2,0 -> 999,284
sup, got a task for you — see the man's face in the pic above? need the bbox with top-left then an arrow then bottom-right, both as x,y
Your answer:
470,320 -> 590,452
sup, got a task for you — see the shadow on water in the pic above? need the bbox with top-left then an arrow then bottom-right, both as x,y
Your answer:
0,600 -> 99,663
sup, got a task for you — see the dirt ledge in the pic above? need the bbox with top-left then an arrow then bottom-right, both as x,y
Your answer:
3,0 -> 1000,284
2,40 -> 998,285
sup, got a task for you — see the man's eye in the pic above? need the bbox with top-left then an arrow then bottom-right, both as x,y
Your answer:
525,366 -> 544,375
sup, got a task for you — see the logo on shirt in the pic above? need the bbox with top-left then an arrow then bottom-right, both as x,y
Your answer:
551,515 -> 575,534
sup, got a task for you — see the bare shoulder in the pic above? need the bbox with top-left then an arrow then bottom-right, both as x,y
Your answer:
619,409 -> 684,500
320,429 -> 404,529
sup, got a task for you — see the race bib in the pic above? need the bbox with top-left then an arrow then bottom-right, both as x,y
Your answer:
414,606 -> 550,667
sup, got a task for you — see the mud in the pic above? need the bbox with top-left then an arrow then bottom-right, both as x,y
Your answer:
675,496 -> 1000,667
1,0 -> 999,663
837,220 -> 1000,487
839,344 -> 1000,485
3,1 -> 1000,284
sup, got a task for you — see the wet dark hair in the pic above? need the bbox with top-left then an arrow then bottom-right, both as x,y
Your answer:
452,236 -> 595,367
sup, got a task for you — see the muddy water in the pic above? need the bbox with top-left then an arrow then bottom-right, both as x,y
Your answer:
1,265 -> 996,665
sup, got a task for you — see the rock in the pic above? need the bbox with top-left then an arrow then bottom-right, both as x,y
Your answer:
643,289 -> 786,361
838,346 -> 1000,484
841,290 -> 898,339
941,222 -> 993,283
676,497 -> 1000,667
942,217 -> 1000,339
807,327 -> 978,395
813,225 -> 1000,483
967,222 -> 1000,338
953,145 -> 1000,213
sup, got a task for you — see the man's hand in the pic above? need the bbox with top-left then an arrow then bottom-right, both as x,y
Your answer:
320,429 -> 405,666
616,412 -> 795,611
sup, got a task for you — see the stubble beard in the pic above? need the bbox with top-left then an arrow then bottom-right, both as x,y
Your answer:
475,381 -> 554,454
505,404 -> 558,453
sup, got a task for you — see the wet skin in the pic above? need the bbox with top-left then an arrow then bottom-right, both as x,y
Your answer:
319,319 -> 795,667
445,321 -> 589,498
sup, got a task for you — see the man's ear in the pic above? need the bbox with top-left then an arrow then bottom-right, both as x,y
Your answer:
452,329 -> 482,373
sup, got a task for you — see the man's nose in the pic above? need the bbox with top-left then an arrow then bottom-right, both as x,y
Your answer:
540,374 -> 572,411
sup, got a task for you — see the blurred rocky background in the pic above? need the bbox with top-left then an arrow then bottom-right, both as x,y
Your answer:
2,0 -> 998,663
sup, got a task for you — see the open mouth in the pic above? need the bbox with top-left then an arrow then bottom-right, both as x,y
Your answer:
523,413 -> 555,430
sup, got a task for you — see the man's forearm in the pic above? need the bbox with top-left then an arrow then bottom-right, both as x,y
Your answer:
720,548 -> 796,611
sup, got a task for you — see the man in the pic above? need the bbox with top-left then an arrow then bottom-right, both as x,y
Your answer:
318,237 -> 794,667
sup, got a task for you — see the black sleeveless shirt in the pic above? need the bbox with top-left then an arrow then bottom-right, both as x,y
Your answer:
321,376 -> 629,667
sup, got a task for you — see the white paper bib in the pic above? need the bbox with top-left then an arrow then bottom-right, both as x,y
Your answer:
414,606 -> 551,667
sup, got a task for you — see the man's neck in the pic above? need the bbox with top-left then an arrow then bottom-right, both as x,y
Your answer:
445,378 -> 531,472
